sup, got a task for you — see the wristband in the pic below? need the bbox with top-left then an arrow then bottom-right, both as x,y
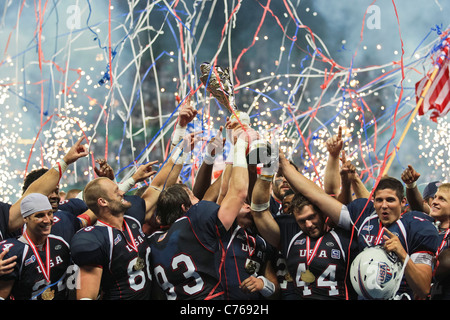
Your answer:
171,147 -> 188,165
257,276 -> 275,297
53,159 -> 68,181
225,146 -> 234,165
251,201 -> 270,212
203,153 -> 215,165
118,176 -> 136,192
406,182 -> 417,189
171,124 -> 187,147
77,213 -> 92,227
233,139 -> 248,168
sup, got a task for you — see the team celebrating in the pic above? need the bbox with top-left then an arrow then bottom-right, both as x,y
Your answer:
0,99 -> 448,301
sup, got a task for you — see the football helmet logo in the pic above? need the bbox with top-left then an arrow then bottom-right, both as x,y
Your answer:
350,245 -> 404,300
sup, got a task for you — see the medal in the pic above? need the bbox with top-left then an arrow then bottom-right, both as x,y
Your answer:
133,256 -> 145,271
41,288 -> 55,300
243,231 -> 260,275
23,231 -> 53,299
244,258 -> 260,275
300,269 -> 316,284
300,235 -> 323,284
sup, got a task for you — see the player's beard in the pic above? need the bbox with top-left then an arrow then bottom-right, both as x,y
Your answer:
109,198 -> 132,216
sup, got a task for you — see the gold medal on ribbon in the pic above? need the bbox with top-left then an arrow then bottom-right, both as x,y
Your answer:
133,256 -> 145,271
123,220 -> 145,272
300,269 -> 316,284
244,258 -> 258,275
300,235 -> 323,284
41,287 -> 55,300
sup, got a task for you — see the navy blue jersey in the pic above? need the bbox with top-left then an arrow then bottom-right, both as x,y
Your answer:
51,210 -> 82,241
277,214 -> 358,300
270,196 -> 282,216
222,225 -> 276,300
148,200 -> 228,300
70,214 -> 151,300
123,195 -> 146,223
436,229 -> 450,256
272,252 -> 300,300
0,202 -> 11,241
58,198 -> 88,216
0,235 -> 71,300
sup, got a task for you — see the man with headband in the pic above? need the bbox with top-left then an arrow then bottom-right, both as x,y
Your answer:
0,136 -> 88,278
0,193 -> 72,300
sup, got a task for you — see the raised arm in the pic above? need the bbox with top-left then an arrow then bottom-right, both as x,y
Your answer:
140,103 -> 198,222
192,126 -> 224,200
336,153 -> 370,204
401,165 -> 429,214
217,125 -> 250,231
250,162 -> 281,249
279,150 -> 343,226
8,136 -> 88,232
324,126 -> 343,196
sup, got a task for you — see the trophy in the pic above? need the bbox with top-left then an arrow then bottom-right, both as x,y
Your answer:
200,62 -> 271,165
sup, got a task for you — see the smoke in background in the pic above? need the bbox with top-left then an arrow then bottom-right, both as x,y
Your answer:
0,0 -> 448,203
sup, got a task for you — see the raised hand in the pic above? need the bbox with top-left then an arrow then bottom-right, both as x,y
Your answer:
63,136 -> 89,165
401,165 -> 420,185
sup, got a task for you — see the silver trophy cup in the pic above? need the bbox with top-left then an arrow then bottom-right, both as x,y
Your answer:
200,62 -> 271,165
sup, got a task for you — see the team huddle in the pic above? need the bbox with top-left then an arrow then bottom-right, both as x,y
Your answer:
0,102 -> 448,300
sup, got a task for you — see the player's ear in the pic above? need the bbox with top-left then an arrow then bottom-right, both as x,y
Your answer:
98,197 -> 108,208
181,204 -> 189,213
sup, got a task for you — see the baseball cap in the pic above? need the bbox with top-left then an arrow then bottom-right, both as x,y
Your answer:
20,193 -> 52,218
422,181 -> 440,200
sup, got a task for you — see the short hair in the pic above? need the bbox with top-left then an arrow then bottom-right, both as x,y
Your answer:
83,177 -> 110,215
66,188 -> 82,199
437,183 -> 450,195
22,168 -> 49,194
290,192 -> 319,214
374,176 -> 404,201
156,184 -> 191,226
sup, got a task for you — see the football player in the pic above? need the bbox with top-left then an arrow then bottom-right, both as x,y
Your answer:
0,194 -> 72,300
251,172 -> 358,300
222,201 -> 279,300
0,136 -> 88,278
71,103 -> 198,300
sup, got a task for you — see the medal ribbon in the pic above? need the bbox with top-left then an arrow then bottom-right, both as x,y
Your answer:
306,235 -> 323,267
437,229 -> 450,255
24,231 -> 50,283
123,220 -> 139,253
374,222 -> 385,245
243,229 -> 256,258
